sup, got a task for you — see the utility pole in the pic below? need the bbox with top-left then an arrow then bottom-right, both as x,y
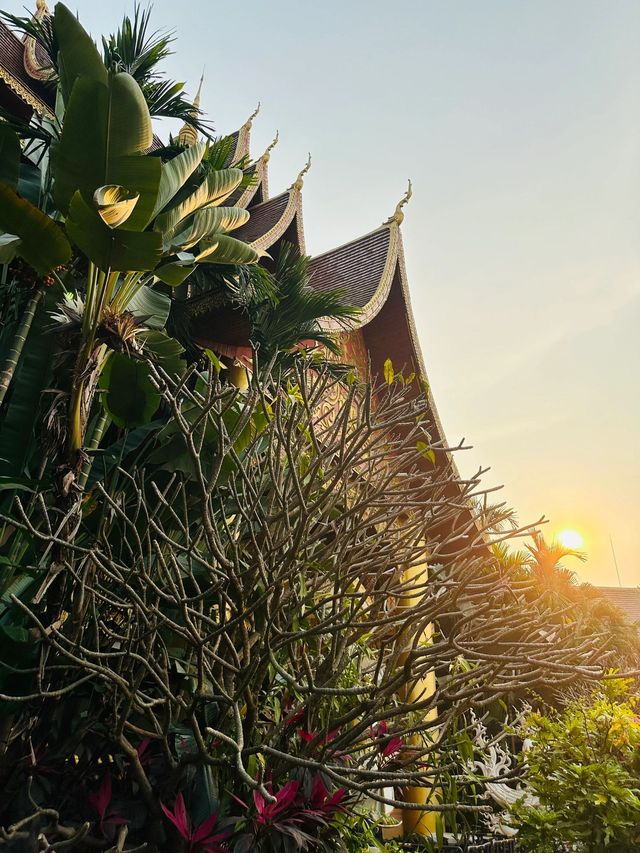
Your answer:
609,534 -> 622,587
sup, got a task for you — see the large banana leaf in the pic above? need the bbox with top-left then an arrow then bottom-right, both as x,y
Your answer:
0,184 -> 72,274
154,168 -> 243,241
127,285 -> 171,329
16,161 -> 43,207
138,329 -> 185,378
0,291 -> 57,478
197,234 -> 261,266
85,419 -> 163,490
152,141 -> 206,219
0,124 -> 20,189
153,260 -> 196,286
99,352 -> 161,429
66,191 -> 162,272
55,2 -> 108,102
168,206 -> 250,252
53,72 -> 158,225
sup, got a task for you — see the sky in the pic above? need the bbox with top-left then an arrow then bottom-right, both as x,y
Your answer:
11,0 -> 640,586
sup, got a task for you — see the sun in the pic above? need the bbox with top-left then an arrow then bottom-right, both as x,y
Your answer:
556,528 -> 584,550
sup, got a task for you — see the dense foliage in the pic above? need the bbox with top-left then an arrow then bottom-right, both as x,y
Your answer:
0,3 -> 624,851
510,679 -> 640,852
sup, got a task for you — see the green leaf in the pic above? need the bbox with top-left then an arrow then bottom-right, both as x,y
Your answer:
99,352 -> 161,428
127,285 -> 171,329
138,330 -> 185,378
155,168 -> 243,239
152,141 -> 206,218
94,184 -> 140,228
0,183 -> 72,275
153,261 -> 196,286
66,191 -> 162,272
0,123 -> 20,189
416,440 -> 436,465
435,813 -> 444,848
85,419 -> 162,489
55,2 -> 108,103
169,206 -> 250,251
0,234 -> 20,265
196,234 -> 260,265
383,358 -> 394,385
52,72 -> 158,222
16,161 -> 42,207
0,290 -> 57,478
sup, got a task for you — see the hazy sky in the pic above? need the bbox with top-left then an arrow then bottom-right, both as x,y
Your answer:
13,1 -> 640,585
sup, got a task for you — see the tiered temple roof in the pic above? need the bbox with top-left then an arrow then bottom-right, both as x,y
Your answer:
1,17 -> 469,544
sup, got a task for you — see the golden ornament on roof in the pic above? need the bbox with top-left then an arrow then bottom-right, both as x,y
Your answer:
385,179 -> 413,226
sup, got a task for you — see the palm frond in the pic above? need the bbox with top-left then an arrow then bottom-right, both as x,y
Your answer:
102,4 -> 213,135
102,5 -> 172,81
252,243 -> 358,359
143,80 -> 214,136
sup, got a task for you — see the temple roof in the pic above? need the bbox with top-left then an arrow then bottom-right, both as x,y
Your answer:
309,227 -> 392,310
233,188 -> 304,253
596,587 -> 640,624
0,21 -> 54,118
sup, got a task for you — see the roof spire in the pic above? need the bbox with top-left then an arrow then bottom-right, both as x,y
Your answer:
261,130 -> 279,162
292,153 -> 312,191
243,102 -> 261,130
35,0 -> 49,13
177,73 -> 204,147
384,179 -> 412,226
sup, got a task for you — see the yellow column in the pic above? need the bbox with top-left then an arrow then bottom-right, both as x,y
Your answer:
397,555 -> 438,837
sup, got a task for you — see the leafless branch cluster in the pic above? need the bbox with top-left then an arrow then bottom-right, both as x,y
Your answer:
0,361 -> 605,821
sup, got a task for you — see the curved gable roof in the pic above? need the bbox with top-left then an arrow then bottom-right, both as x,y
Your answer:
233,189 -> 305,253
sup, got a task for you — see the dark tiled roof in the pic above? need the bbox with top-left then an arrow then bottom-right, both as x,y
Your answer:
225,164 -> 257,208
596,587 -> 640,624
233,192 -> 290,244
308,227 -> 391,307
223,130 -> 241,166
147,134 -> 164,153
0,22 -> 54,112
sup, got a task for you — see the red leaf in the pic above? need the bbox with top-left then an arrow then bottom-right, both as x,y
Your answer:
89,773 -> 112,821
310,774 -> 329,806
274,780 -> 300,813
253,789 -> 265,815
382,736 -> 403,758
298,730 -> 315,743
192,811 -> 222,844
161,793 -> 191,840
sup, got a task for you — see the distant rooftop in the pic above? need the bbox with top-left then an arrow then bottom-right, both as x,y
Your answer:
596,587 -> 640,624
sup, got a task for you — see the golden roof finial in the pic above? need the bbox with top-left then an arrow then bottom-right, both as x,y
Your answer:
35,0 -> 49,14
384,179 -> 412,226
261,130 -> 279,162
177,73 -> 204,147
192,72 -> 204,111
243,102 -> 261,130
292,153 -> 312,191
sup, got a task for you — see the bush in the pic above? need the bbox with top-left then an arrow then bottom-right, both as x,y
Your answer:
511,678 -> 640,852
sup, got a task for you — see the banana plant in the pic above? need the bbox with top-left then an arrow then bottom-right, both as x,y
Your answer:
0,3 -> 261,473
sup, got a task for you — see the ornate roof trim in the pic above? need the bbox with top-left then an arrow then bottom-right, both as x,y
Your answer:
231,102 -> 260,164
233,131 -> 278,208
22,0 -> 55,82
233,162 -> 265,209
0,63 -> 54,118
249,188 -> 305,254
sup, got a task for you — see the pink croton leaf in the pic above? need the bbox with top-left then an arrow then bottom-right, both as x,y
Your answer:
161,792 -> 191,840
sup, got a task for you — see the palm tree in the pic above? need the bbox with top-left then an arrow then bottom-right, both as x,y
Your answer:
102,5 -> 213,135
